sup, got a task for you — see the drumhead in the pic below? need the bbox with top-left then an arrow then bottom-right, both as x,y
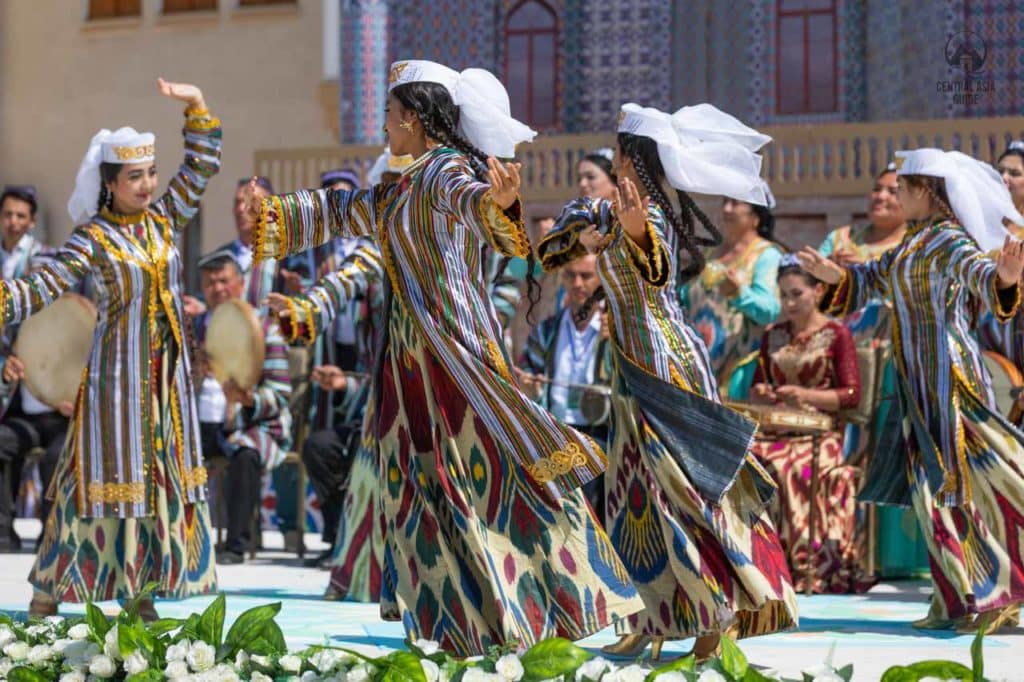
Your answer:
579,385 -> 611,425
206,299 -> 265,391
982,350 -> 1023,417
14,293 -> 97,409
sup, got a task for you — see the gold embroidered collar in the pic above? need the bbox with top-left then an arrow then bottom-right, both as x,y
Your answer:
100,206 -> 148,225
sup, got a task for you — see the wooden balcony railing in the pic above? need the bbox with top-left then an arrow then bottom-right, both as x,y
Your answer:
254,116 -> 1024,202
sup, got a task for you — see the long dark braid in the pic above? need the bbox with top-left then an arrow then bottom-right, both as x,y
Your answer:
96,162 -> 122,215
392,81 -> 542,322
619,132 -> 714,283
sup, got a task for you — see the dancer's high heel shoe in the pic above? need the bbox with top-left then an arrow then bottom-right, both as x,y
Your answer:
956,604 -> 1021,635
682,633 -> 721,664
600,634 -> 665,660
911,613 -> 970,630
27,595 -> 58,619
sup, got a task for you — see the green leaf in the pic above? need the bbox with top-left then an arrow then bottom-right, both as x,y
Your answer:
222,602 -> 282,656
178,613 -> 202,642
646,654 -> 696,681
720,636 -> 748,679
261,620 -> 287,653
971,628 -> 985,682
378,650 -> 428,682
146,618 -> 183,636
7,667 -> 49,682
519,637 -> 592,682
741,666 -> 777,682
118,621 -> 140,657
881,660 -> 973,682
85,602 -> 110,640
836,663 -> 854,682
198,593 -> 226,648
126,671 -> 164,682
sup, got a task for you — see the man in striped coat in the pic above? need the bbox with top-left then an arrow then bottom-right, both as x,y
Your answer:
192,251 -> 292,565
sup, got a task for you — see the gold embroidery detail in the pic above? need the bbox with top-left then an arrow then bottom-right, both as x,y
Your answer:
185,465 -> 208,489
111,144 -> 155,162
485,339 -> 512,383
388,62 -> 409,85
87,481 -> 146,505
526,443 -> 588,484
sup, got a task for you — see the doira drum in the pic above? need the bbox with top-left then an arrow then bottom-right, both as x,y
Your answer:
725,401 -> 833,435
14,292 -> 97,409
981,350 -> 1023,419
205,298 -> 265,391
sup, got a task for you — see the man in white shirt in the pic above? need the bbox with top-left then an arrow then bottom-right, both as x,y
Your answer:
0,187 -> 72,551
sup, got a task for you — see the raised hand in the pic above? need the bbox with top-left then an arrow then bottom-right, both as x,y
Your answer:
486,157 -> 522,210
797,246 -> 844,285
279,268 -> 304,295
242,177 -> 266,227
579,225 -> 612,255
311,364 -> 347,392
996,232 -> 1024,288
157,78 -> 205,110
612,178 -> 648,245
265,293 -> 293,319
2,355 -> 24,384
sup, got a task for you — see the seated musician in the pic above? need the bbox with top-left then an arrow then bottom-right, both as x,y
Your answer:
0,186 -> 72,552
193,251 -> 292,565
749,254 -> 873,593
517,253 -> 611,524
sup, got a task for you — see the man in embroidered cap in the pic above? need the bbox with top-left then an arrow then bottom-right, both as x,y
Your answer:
191,249 -> 292,565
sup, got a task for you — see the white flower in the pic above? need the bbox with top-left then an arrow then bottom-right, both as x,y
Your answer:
124,650 -> 149,675
414,639 -> 441,655
167,642 -> 189,662
209,663 -> 242,682
301,672 -> 320,682
60,671 -> 87,682
615,665 -> 647,682
656,674 -> 687,682
0,659 -> 14,677
45,615 -> 66,627
280,654 -> 303,673
63,640 -> 100,667
187,641 -> 217,672
68,624 -> 91,641
347,662 -> 373,682
310,649 -> 345,674
810,675 -> 844,682
462,668 -> 491,682
166,660 -> 191,679
696,671 -> 727,682
102,626 -> 120,660
28,644 -> 56,665
26,624 -> 52,637
495,654 -> 524,682
576,657 -> 614,682
421,658 -> 440,682
88,653 -> 117,678
4,640 -> 31,661
235,650 -> 250,668
251,673 -> 274,682
0,626 -> 15,646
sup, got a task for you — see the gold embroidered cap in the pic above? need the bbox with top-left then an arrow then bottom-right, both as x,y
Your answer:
100,129 -> 156,164
68,126 -> 158,224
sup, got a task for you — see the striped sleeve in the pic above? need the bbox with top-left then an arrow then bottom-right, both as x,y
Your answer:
538,197 -> 603,271
253,186 -> 380,262
154,109 -> 223,231
941,223 -> 1019,322
0,227 -> 94,325
431,157 -> 530,259
826,249 -> 894,318
239,320 -> 292,425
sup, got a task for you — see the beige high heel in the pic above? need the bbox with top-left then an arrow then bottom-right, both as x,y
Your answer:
27,595 -> 58,619
956,604 -> 1021,635
684,633 -> 721,664
601,634 -> 651,657
912,613 -> 970,630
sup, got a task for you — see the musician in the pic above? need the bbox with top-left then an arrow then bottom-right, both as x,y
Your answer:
800,148 -> 1024,634
250,59 -> 643,655
0,186 -> 70,552
192,251 -> 292,565
0,79 -> 219,618
538,103 -> 797,661
748,255 -> 869,594
517,253 -> 611,523
220,176 -> 279,310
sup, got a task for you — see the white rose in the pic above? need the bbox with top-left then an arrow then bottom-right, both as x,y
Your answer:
280,654 -> 303,673
187,641 -> 216,672
301,671 -> 320,682
414,639 -> 441,656
494,654 -> 524,682
310,649 -> 344,674
0,659 -> 14,677
60,671 -> 87,682
45,616 -> 66,627
251,672 -> 274,682
347,662 -> 372,682
124,650 -> 149,675
251,654 -> 272,667
811,675 -> 845,682
210,663 -> 242,682
696,671 -> 727,682
26,624 -> 51,637
166,642 -> 189,662
235,650 -> 250,668
462,668 -> 490,682
166,660 -> 191,679
575,657 -> 614,682
88,653 -> 117,678
421,658 -> 440,682
616,665 -> 647,682
4,640 -> 31,661
63,640 -> 100,667
102,626 -> 120,660
68,624 -> 91,641
0,626 -> 15,646
28,644 -> 56,665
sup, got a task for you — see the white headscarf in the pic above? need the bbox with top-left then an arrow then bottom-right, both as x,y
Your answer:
387,60 -> 536,158
617,103 -> 771,206
895,148 -> 1024,252
366,147 -> 414,185
67,127 -> 156,224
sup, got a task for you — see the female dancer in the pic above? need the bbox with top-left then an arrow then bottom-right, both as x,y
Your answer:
249,60 -> 642,655
800,148 -> 1024,633
3,79 -> 221,617
539,103 -> 798,661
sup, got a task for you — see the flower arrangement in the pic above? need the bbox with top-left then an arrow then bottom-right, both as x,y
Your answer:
0,588 -> 989,682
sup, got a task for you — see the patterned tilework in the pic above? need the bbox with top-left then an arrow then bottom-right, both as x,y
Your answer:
964,0 -> 1024,117
339,0 -> 390,143
389,0 -> 501,72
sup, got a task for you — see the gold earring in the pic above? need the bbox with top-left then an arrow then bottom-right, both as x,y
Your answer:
400,120 -> 415,133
